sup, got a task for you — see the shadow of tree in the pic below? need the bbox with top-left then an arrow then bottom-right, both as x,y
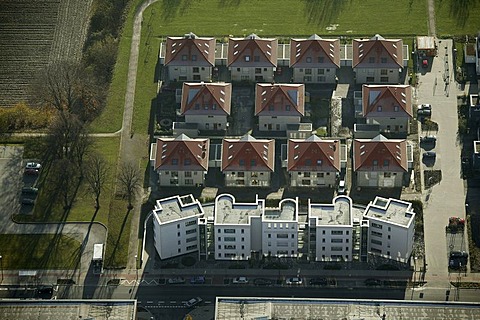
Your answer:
449,0 -> 479,27
302,0 -> 351,27
160,0 -> 198,23
218,0 -> 242,8
106,207 -> 132,267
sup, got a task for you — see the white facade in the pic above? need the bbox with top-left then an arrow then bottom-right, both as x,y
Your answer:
224,171 -> 271,187
354,68 -> 401,84
152,195 -> 203,259
185,114 -> 228,131
356,171 -> 404,188
168,65 -> 212,82
292,67 -> 336,83
365,117 -> 409,133
157,170 -> 206,187
258,115 -> 301,132
290,171 -> 337,187
230,67 -> 274,82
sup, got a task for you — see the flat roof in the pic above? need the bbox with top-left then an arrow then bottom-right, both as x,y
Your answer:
0,300 -> 136,320
309,196 -> 352,226
215,297 -> 480,320
364,196 -> 414,227
263,199 -> 297,221
215,194 -> 263,225
416,36 -> 435,49
153,194 -> 203,224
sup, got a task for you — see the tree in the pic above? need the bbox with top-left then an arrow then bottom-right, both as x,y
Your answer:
30,61 -> 106,122
118,162 -> 142,209
85,153 -> 110,209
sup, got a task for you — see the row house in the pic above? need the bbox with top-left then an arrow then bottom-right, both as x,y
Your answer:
287,135 -> 341,187
255,83 -> 305,131
227,34 -> 278,82
353,34 -> 404,84
290,35 -> 341,83
150,134 -> 209,187
361,84 -> 413,133
353,134 -> 410,188
152,193 -> 415,264
164,33 -> 215,82
222,135 -> 275,187
179,82 -> 232,131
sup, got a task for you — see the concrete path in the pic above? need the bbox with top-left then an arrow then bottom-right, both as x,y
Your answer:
427,0 -> 436,37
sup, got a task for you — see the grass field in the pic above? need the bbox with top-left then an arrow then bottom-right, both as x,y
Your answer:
0,234 -> 81,269
435,0 -> 480,36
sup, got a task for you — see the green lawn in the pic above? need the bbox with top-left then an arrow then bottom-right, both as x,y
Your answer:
0,234 -> 81,269
435,0 -> 480,36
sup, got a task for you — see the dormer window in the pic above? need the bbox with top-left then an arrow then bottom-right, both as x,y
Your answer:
383,159 -> 389,166
305,159 -> 312,166
269,105 -> 274,111
285,105 -> 291,111
373,160 -> 378,166
394,106 -> 399,112
251,159 -> 256,167
318,56 -> 325,63
212,103 -> 217,110
192,54 -> 197,61
369,57 -> 375,63
244,55 -> 250,62
194,103 -> 200,110
184,159 -> 191,165
254,55 -> 260,62
182,54 -> 188,61
239,159 -> 245,166
306,57 -> 312,63
377,106 -> 382,112
172,159 -> 179,165
317,159 -> 322,166
381,57 -> 387,63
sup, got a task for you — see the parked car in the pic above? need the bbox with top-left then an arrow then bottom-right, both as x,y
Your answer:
418,104 -> 432,110
22,187 -> 38,194
365,278 -> 383,286
190,276 -> 205,284
254,278 -> 274,286
24,168 -> 40,175
167,277 -> 185,284
286,277 -> 302,285
25,162 -> 41,169
232,277 -> 249,284
309,278 -> 328,286
184,297 -> 202,308
420,135 -> 437,143
449,251 -> 468,269
337,180 -> 347,195
21,198 -> 35,205
423,151 -> 437,159
422,59 -> 428,68
37,285 -> 53,294
417,108 -> 432,117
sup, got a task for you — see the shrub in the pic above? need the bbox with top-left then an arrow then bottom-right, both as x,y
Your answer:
181,256 -> 196,267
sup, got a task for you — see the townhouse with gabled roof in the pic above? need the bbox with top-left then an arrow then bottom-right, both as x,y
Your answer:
164,32 -> 216,82
150,134 -> 209,187
290,35 -> 341,83
222,135 -> 275,187
179,82 -> 232,131
352,34 -> 404,84
228,34 -> 278,82
361,84 -> 413,133
255,83 -> 305,131
287,135 -> 340,187
353,134 -> 411,188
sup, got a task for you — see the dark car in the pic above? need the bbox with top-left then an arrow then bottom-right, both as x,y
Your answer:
423,151 -> 437,159
449,251 -> 468,269
21,198 -> 35,205
22,187 -> 38,194
365,278 -> 383,286
417,109 -> 432,117
24,168 -> 40,175
190,276 -> 205,284
254,278 -> 274,286
420,135 -> 437,143
309,278 -> 328,286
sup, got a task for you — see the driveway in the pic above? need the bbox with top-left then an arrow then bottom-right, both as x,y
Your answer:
415,39 -> 474,290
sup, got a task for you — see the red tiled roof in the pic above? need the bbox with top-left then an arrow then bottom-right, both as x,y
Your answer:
290,35 -> 340,68
255,83 -> 304,116
164,33 -> 215,66
362,85 -> 413,117
352,35 -> 403,68
222,135 -> 275,172
227,34 -> 277,67
181,82 -> 232,116
154,134 -> 209,171
353,135 -> 407,172
287,136 -> 340,172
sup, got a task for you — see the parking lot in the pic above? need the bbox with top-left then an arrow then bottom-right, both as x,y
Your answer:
0,145 -> 24,229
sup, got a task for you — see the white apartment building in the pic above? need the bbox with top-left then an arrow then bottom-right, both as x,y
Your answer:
152,194 -> 204,259
262,198 -> 299,258
309,196 -> 353,262
363,197 -> 415,263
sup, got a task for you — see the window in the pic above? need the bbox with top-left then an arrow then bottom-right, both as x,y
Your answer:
224,245 -> 236,250
306,57 -> 312,63
371,231 -> 382,237
194,103 -> 200,110
224,237 -> 235,242
218,229 -> 221,233
185,220 -> 196,226
387,235 -> 391,240
186,245 -> 197,250
381,77 -> 389,82
193,67 -> 199,73
331,238 -> 343,243
380,69 -> 388,76
268,234 -> 271,238
305,68 -> 312,75
193,74 -> 201,81
366,76 -> 375,82
224,229 -> 235,233
171,171 -> 178,177
178,240 -> 181,245
185,172 -> 192,178
218,237 -> 221,241
371,222 -> 383,229
192,55 -> 197,61
317,76 -> 326,82
239,159 -> 245,166
302,179 -> 311,185
255,68 -> 261,74
238,172 -> 245,177
383,159 -> 389,167
250,159 -> 256,167
322,246 -> 325,251
331,246 -> 343,251
269,104 -> 274,111
182,55 -> 187,61
318,68 -> 325,75
394,106 -> 399,112
291,234 -> 295,239
277,234 -> 288,238
241,237 -> 245,242
322,238 -> 325,243
254,55 -> 260,62
388,227 -> 391,232
241,229 -> 245,234
177,224 -> 180,229
242,245 -> 245,250
285,105 -> 291,111
371,239 -> 382,246
172,159 -> 178,165
186,236 -> 197,243
381,57 -> 387,63
369,57 -> 375,63
185,179 -> 194,185
304,76 -> 312,82
177,232 -> 180,237
373,160 -> 378,166
178,248 -> 181,253
331,230 -> 343,235
377,106 -> 382,112
322,230 -> 326,235
184,159 -> 191,166
186,228 -> 196,234
304,172 -> 311,177
318,57 -> 324,63
244,55 -> 250,62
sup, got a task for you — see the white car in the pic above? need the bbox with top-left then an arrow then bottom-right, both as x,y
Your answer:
232,277 -> 249,284
286,277 -> 303,285
167,277 -> 185,284
184,297 -> 202,308
25,162 -> 41,169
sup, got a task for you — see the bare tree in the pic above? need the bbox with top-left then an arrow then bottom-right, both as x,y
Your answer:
85,153 -> 110,209
118,162 -> 142,209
